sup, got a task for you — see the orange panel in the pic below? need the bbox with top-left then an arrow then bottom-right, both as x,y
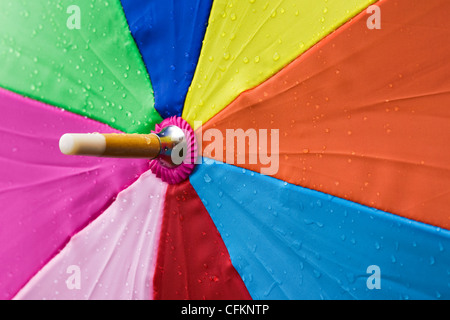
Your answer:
199,0 -> 450,229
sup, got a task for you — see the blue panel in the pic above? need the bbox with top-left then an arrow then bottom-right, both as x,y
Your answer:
190,159 -> 450,300
120,0 -> 213,118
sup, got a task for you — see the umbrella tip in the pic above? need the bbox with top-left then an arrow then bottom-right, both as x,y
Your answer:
59,134 -> 75,155
59,133 -> 106,156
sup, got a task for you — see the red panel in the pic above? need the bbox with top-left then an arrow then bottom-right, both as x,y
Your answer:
153,180 -> 251,300
199,0 -> 450,229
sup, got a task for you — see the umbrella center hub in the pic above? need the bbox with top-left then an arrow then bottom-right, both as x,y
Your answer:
155,125 -> 188,169
149,116 -> 198,184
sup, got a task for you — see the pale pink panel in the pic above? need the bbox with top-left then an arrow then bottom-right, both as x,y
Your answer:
13,170 -> 167,300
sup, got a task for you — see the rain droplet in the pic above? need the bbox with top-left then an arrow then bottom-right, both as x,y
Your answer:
430,256 -> 435,266
203,174 -> 212,183
273,52 -> 280,61
391,255 -> 397,263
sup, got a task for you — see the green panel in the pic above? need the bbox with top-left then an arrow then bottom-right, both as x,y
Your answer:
0,0 -> 162,133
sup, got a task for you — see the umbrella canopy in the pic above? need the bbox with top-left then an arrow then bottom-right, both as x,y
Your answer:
1,0 -> 449,300
199,0 -> 450,228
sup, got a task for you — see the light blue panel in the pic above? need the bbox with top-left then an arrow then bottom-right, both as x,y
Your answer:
190,160 -> 450,300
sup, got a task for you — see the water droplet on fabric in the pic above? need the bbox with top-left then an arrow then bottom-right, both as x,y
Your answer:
203,174 -> 212,183
273,52 -> 280,61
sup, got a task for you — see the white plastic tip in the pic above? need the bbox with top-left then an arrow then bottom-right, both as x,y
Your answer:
59,133 -> 106,156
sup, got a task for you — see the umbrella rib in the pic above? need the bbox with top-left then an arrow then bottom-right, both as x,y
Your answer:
400,188 -> 450,215
224,189 -> 354,299
126,199 -> 162,300
0,152 -> 105,170
276,150 -> 450,173
177,216 -> 192,299
83,208 -> 130,299
210,185 -> 292,298
336,91 -> 450,118
76,29 -> 153,116
375,90 -> 450,106
190,0 -> 278,110
0,168 -> 103,195
224,1 -> 278,63
184,0 -> 202,55
0,126 -> 56,141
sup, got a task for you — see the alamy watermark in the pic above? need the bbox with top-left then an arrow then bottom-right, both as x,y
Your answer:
366,265 -> 381,290
197,125 -> 280,176
171,121 -> 280,176
66,5 -> 81,30
66,265 -> 81,290
366,5 -> 381,30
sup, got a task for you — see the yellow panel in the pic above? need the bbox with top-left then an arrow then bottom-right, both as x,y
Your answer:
183,0 -> 376,128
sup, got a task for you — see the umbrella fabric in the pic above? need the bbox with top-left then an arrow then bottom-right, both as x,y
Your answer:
153,180 -> 251,300
190,160 -> 450,299
0,0 -> 161,133
120,0 -> 213,118
0,88 -> 149,299
1,0 -> 449,301
199,0 -> 450,229
14,171 -> 166,300
182,0 -> 377,128
12,174 -> 251,300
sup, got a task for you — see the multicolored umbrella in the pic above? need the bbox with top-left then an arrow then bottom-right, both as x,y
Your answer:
1,0 -> 449,300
